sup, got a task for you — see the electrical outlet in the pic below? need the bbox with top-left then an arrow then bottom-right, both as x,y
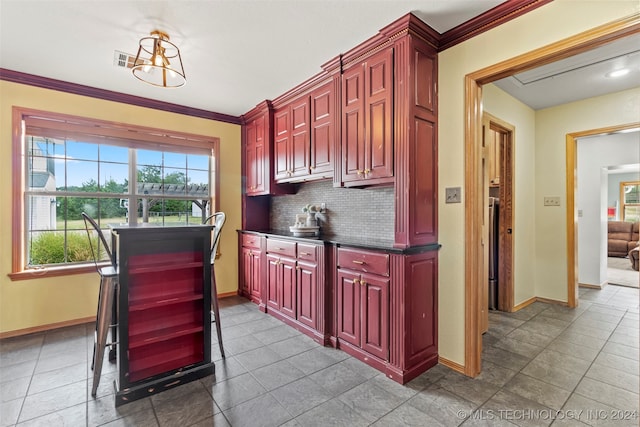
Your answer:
543,196 -> 561,206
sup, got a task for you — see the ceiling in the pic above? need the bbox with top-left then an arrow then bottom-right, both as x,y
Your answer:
1,1 -> 638,117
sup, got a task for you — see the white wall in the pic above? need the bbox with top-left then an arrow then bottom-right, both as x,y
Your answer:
483,84 -> 537,305
577,131 -> 640,286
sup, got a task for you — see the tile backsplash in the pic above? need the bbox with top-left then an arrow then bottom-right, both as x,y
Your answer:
270,180 -> 394,241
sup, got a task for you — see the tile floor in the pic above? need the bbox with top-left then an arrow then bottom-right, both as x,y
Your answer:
1,285 -> 638,427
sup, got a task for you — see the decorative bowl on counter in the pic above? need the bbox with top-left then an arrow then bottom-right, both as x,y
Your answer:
289,225 -> 320,237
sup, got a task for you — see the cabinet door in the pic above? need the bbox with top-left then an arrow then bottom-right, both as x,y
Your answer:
296,260 -> 317,329
290,97 -> 310,178
249,248 -> 262,300
241,247 -> 253,294
341,48 -> 393,185
341,63 -> 366,183
336,269 -> 361,347
246,115 -> 267,195
280,258 -> 297,319
310,81 -> 334,176
266,254 -> 281,311
274,108 -> 290,181
364,48 -> 393,181
360,273 -> 389,361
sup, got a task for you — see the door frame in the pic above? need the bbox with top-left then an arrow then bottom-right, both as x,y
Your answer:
484,113 -> 515,313
463,15 -> 640,377
566,123 -> 640,297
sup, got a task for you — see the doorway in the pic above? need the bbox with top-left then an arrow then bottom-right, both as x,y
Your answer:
463,18 -> 640,377
480,113 -> 515,334
569,126 -> 640,292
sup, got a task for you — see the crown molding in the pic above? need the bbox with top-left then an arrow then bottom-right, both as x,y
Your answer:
438,0 -> 554,51
0,68 -> 242,125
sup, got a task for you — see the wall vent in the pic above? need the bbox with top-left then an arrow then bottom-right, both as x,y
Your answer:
113,50 -> 136,69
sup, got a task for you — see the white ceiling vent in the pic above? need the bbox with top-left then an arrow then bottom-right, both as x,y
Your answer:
113,51 -> 136,69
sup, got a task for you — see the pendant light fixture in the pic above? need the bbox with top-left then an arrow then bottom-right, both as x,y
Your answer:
132,30 -> 186,88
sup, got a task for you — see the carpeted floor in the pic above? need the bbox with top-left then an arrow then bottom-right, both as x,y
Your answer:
607,256 -> 639,288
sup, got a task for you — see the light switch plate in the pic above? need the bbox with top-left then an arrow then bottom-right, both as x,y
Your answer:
445,187 -> 462,203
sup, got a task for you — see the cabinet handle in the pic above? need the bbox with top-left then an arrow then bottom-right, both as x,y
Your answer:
296,265 -> 301,270
352,260 -> 366,265
364,169 -> 371,175
356,170 -> 363,176
277,247 -> 285,251
310,166 -> 316,170
361,279 -> 366,286
354,278 -> 360,285
248,250 -> 253,256
300,252 -> 311,256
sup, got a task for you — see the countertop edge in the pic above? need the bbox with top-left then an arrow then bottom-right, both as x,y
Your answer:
238,229 -> 441,254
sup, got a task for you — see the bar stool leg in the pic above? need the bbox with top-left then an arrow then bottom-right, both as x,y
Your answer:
211,268 -> 224,358
92,275 -> 117,397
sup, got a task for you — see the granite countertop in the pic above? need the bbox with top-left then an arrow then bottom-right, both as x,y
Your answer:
239,229 -> 440,254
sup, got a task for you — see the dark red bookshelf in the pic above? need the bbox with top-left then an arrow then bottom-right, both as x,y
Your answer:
111,224 -> 214,406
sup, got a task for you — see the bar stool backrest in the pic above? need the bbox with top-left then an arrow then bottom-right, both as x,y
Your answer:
204,212 -> 226,264
82,212 -> 115,271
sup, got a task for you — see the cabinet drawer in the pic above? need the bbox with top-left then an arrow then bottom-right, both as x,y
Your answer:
337,247 -> 389,276
266,238 -> 297,257
242,234 -> 261,249
297,244 -> 317,262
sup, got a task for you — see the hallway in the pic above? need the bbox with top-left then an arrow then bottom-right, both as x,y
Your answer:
1,285 -> 638,426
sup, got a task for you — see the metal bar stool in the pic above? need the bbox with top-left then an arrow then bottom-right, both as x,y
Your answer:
204,212 -> 226,358
82,212 -> 118,397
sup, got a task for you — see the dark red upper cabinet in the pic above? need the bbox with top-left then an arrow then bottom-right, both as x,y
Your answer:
245,112 -> 267,195
242,101 -> 296,197
273,76 -> 337,184
274,96 -> 310,183
341,47 -> 393,187
310,79 -> 336,178
273,107 -> 290,181
242,14 -> 438,247
291,98 -> 311,178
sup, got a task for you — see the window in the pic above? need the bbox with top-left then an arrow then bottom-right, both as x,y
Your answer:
12,108 -> 220,279
620,181 -> 640,222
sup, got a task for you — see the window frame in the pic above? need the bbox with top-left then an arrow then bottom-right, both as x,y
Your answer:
10,107 -> 220,280
620,180 -> 640,223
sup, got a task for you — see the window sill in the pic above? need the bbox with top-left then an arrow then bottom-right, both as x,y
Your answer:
8,264 -> 102,281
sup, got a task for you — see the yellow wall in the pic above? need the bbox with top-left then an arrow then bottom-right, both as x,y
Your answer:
534,87 -> 640,302
482,85 -> 640,308
0,81 -> 242,335
437,0 -> 639,365
483,84 -> 537,306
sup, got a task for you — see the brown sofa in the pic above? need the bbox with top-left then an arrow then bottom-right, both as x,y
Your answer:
630,247 -> 639,271
608,221 -> 639,257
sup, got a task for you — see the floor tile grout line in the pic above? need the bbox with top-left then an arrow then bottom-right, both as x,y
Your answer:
555,306 -> 637,419
466,299 -> 628,426
14,330 -> 46,426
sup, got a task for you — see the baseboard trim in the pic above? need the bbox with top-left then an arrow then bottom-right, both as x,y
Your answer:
579,282 -> 602,289
513,296 -> 567,312
438,356 -> 465,374
218,291 -> 238,299
0,316 -> 95,340
535,296 -> 568,307
512,296 -> 536,311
